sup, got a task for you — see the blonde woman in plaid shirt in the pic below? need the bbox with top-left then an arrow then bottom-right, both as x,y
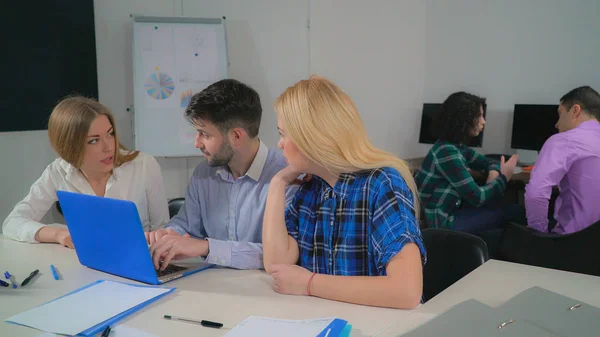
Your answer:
262,76 -> 426,309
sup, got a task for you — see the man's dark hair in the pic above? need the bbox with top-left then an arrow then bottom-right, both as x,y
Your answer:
184,79 -> 262,137
560,86 -> 600,120
431,91 -> 486,144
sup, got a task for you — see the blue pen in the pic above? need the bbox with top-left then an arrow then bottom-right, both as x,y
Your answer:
4,271 -> 17,288
50,265 -> 60,280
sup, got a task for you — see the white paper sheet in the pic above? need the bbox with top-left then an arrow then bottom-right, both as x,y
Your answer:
223,316 -> 335,337
7,280 -> 171,336
36,324 -> 158,337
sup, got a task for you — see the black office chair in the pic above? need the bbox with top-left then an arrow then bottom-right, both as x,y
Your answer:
499,220 -> 600,276
168,198 -> 185,219
422,228 -> 489,302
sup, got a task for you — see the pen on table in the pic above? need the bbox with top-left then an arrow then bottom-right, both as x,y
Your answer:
164,315 -> 226,329
4,271 -> 17,288
0,279 -> 9,287
100,325 -> 111,337
50,264 -> 60,280
20,269 -> 40,287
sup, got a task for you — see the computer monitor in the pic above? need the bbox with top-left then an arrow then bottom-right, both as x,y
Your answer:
418,103 -> 485,147
511,104 -> 558,151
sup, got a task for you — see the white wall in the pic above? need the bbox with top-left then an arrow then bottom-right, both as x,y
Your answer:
3,0 -> 600,225
310,0 -> 427,159
422,0 -> 600,155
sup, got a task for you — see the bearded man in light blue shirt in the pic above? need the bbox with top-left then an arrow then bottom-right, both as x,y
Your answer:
146,79 -> 294,270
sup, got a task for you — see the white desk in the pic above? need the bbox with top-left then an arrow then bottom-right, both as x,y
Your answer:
379,259 -> 600,336
0,237 -> 409,337
5,237 -> 600,337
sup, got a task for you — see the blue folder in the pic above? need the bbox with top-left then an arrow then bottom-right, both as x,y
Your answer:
6,279 -> 175,336
339,323 -> 353,337
78,280 -> 174,336
317,318 -> 350,337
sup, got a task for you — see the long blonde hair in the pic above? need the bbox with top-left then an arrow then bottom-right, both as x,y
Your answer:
275,76 -> 419,213
48,96 -> 138,169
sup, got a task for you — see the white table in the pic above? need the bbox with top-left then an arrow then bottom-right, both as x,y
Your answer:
0,237 -> 410,337
5,237 -> 600,337
378,259 -> 600,336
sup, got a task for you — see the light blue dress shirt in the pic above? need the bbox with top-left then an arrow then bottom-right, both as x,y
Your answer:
167,141 -> 295,269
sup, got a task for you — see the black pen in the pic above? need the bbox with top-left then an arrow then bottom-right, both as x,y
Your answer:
0,279 -> 8,287
164,315 -> 224,329
100,325 -> 111,337
20,269 -> 40,287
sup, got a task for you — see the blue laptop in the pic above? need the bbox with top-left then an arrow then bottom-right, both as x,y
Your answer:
57,190 -> 214,284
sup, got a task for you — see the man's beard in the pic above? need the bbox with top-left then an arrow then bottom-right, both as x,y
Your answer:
205,140 -> 234,167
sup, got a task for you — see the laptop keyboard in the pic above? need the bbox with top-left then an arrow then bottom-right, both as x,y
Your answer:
156,264 -> 188,277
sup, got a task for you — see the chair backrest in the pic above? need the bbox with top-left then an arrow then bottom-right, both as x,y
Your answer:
422,228 -> 489,302
499,220 -> 600,276
168,198 -> 185,219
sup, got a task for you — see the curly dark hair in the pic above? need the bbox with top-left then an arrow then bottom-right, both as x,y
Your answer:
431,91 -> 486,144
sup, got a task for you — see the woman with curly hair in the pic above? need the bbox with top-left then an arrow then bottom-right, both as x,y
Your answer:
415,92 -> 523,233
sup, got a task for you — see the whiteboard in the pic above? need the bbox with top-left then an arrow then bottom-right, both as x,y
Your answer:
132,16 -> 228,157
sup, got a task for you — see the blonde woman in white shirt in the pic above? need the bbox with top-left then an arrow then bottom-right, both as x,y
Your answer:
2,96 -> 169,248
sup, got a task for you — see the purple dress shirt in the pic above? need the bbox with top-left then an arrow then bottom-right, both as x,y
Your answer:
525,120 -> 600,234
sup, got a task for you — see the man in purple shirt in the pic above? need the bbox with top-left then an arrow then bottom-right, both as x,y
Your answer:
525,86 -> 600,234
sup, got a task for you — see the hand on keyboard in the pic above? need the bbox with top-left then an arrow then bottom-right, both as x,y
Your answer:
150,235 -> 209,271
156,264 -> 187,277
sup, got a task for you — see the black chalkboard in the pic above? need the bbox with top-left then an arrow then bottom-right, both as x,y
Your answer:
0,1 -> 98,132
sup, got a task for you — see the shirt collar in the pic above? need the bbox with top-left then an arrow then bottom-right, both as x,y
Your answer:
215,139 -> 269,182
578,120 -> 600,130
59,158 -> 79,181
314,172 -> 357,199
59,152 -> 123,182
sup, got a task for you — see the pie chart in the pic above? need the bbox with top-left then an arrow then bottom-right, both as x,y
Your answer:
145,72 -> 175,100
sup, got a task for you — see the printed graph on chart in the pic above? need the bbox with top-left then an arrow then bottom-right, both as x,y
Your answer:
145,72 -> 175,100
180,89 -> 193,108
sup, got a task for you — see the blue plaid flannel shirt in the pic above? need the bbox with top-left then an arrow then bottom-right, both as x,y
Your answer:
285,167 -> 427,276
